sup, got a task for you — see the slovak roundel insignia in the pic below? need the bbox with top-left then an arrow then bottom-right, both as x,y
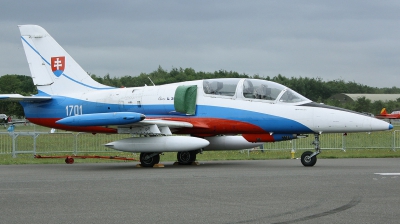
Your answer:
51,56 -> 65,77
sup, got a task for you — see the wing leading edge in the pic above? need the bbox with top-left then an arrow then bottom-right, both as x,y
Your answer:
55,112 -> 193,136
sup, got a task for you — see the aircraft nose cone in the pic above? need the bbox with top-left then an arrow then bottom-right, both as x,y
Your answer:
389,124 -> 393,130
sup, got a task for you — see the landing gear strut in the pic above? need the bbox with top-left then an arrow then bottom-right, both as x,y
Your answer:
140,152 -> 160,167
177,151 -> 197,165
301,133 -> 321,167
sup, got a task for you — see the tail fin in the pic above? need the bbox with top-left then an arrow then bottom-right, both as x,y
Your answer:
18,25 -> 113,96
380,108 -> 387,115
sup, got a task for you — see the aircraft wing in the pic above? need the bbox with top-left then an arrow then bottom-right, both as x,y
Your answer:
116,118 -> 194,135
139,119 -> 193,128
55,112 -> 193,135
0,94 -> 52,102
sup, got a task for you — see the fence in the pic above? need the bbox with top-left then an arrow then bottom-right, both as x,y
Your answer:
0,131 -> 132,157
262,130 -> 399,151
0,124 -> 399,157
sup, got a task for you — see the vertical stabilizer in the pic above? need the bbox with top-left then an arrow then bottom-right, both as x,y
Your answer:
380,108 -> 387,115
18,25 -> 113,96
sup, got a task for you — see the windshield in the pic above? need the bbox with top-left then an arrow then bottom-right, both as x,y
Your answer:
279,89 -> 309,103
242,79 -> 309,103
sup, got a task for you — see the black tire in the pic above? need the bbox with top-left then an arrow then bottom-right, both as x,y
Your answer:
65,157 -> 74,164
301,151 -> 317,167
177,151 -> 197,165
140,153 -> 160,167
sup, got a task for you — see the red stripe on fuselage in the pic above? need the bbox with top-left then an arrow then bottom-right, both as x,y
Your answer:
158,117 -> 267,136
27,117 -> 267,136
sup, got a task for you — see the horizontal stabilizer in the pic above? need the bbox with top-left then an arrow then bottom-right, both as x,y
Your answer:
0,94 -> 52,102
56,112 -> 145,126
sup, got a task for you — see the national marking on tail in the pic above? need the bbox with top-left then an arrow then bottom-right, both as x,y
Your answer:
19,25 -> 114,96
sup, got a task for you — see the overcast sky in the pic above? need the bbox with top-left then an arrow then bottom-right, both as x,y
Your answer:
1,0 -> 399,88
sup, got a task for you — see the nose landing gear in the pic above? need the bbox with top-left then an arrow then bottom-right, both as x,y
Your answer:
301,133 -> 321,167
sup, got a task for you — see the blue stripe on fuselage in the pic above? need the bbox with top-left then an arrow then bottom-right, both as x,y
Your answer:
21,97 -> 312,133
195,105 -> 312,133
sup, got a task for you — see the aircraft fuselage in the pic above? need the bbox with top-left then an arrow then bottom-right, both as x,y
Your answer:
21,79 -> 390,138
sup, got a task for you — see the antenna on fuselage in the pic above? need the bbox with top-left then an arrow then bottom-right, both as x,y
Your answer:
148,77 -> 155,86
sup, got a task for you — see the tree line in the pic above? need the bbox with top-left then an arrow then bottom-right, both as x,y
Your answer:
1,67 -> 400,117
0,74 -> 36,118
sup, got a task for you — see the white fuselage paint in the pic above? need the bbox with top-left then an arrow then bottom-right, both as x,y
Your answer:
68,79 -> 390,134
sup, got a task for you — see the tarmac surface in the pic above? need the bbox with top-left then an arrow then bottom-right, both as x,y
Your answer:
1,158 -> 400,224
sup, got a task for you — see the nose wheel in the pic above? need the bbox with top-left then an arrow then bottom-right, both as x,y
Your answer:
301,133 -> 321,167
301,151 -> 317,166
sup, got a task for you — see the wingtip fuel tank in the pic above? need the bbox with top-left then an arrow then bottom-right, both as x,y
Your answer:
56,112 -> 145,126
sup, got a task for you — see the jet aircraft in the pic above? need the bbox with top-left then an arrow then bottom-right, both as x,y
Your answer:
375,108 -> 400,121
0,25 -> 393,167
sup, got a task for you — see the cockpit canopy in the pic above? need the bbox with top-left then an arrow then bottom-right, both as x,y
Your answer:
203,79 -> 239,96
203,78 -> 310,104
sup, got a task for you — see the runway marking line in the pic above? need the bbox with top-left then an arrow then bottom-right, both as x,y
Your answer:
374,173 -> 400,175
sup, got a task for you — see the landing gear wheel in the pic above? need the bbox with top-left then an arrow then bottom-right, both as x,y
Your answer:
140,153 -> 160,167
65,157 -> 74,164
177,151 -> 197,165
301,151 -> 317,167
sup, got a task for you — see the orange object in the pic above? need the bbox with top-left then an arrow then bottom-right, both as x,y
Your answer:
34,154 -> 137,164
375,108 -> 400,119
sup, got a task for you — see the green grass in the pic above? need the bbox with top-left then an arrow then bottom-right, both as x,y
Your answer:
1,148 -> 399,165
0,124 -> 399,165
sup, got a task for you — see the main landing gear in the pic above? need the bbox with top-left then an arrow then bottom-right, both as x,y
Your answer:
139,152 -> 160,167
139,150 -> 199,167
301,133 -> 321,167
177,151 -> 197,165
